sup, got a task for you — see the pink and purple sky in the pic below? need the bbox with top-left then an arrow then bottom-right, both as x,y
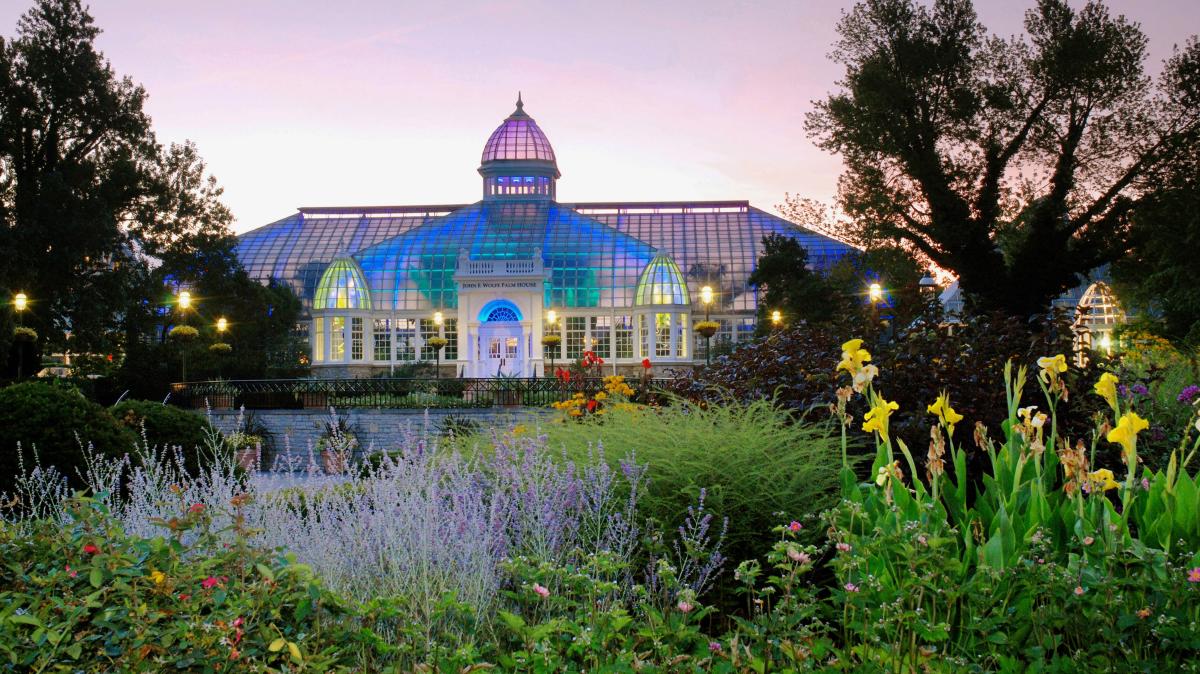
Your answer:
3,1 -> 1197,233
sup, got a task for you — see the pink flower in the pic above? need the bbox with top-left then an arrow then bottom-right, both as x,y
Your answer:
676,600 -> 694,613
788,521 -> 803,532
1083,536 -> 1095,546
202,576 -> 220,590
65,564 -> 77,578
1188,567 -> 1200,583
708,641 -> 722,654
844,582 -> 859,593
787,547 -> 811,565
1074,586 -> 1085,596
82,544 -> 100,555
1141,477 -> 1151,491
836,542 -> 852,553
189,503 -> 206,514
917,534 -> 928,546
533,583 -> 550,598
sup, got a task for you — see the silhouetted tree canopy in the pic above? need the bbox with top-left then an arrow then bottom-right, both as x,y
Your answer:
808,0 -> 1200,317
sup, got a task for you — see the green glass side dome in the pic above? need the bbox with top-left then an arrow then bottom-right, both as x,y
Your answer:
314,256 -> 371,310
635,255 -> 689,306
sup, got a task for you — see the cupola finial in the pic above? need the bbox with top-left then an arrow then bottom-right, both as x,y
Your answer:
515,91 -> 523,113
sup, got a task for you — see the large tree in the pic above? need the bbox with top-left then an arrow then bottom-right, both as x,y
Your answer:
0,1 -> 294,383
807,0 -> 1200,316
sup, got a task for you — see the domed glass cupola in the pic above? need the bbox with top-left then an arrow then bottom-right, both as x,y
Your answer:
479,94 -> 560,200
633,254 -> 691,362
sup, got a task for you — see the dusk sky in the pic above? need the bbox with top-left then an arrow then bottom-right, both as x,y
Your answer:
2,0 -> 1196,234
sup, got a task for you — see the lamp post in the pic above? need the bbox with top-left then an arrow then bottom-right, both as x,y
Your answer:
698,285 -> 715,365
868,282 -> 882,330
13,292 -> 28,380
173,290 -> 195,382
543,309 -> 560,376
431,311 -> 445,379
771,310 -> 782,329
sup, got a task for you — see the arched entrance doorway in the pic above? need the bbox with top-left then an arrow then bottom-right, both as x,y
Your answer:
477,301 -> 526,376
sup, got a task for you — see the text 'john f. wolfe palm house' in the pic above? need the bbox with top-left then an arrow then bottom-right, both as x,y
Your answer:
235,97 -> 855,377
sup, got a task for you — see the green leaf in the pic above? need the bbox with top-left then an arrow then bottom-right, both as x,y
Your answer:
65,642 -> 82,659
88,567 -> 103,588
497,611 -> 526,634
8,614 -> 42,627
255,563 -> 276,583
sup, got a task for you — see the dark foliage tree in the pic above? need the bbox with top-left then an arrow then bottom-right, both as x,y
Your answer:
0,1 -> 303,390
748,233 -> 844,326
807,0 -> 1200,317
1112,50 -> 1200,352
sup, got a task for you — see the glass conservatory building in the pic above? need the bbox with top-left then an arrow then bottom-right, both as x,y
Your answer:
236,97 -> 855,376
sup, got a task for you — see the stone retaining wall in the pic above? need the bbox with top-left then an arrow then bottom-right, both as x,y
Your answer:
201,407 -> 549,465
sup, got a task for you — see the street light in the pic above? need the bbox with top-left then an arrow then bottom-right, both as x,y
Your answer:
1099,332 -> 1112,356
13,292 -> 28,379
868,283 -> 883,303
698,285 -> 716,365
216,317 -> 228,333
771,310 -> 782,327
430,311 -> 446,379
178,290 -> 192,310
543,309 -> 561,376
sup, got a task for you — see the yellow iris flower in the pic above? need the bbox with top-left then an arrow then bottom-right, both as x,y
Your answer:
150,570 -> 166,585
1036,354 -> 1068,383
862,396 -> 899,442
1093,372 -> 1119,412
1106,411 -> 1149,460
927,392 -> 964,436
1087,468 -> 1120,491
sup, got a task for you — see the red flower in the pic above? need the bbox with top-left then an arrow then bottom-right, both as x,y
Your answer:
178,593 -> 191,601
65,564 -> 77,578
201,576 -> 220,589
586,399 -> 598,412
83,544 -> 100,555
641,358 -> 652,369
189,503 -> 206,514
555,368 -> 571,383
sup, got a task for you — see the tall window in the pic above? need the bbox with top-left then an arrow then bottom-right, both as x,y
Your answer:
675,316 -> 688,359
443,318 -> 458,360
615,315 -> 633,359
350,317 -> 364,361
395,318 -> 416,361
374,319 -> 391,361
330,317 -> 345,361
589,316 -> 611,359
313,318 -> 325,363
655,313 -> 671,357
566,316 -> 587,358
419,319 -> 437,361
639,315 -> 650,359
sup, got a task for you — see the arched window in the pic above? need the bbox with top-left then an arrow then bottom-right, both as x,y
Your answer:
486,306 -> 520,322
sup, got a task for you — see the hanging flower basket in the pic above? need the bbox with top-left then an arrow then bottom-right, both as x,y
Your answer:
169,325 -> 199,342
12,326 -> 37,343
695,321 -> 720,339
209,342 -> 232,355
426,337 -> 449,350
541,334 -> 562,348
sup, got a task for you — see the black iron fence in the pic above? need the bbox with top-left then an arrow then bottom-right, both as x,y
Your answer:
169,377 -> 678,410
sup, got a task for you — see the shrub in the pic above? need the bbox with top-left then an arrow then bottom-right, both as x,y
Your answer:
0,381 -> 136,494
112,400 -> 223,475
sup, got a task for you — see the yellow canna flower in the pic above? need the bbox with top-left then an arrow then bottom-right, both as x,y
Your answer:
1106,411 -> 1149,461
150,570 -> 166,585
862,396 -> 899,442
1086,468 -> 1120,491
837,338 -> 872,376
927,391 -> 964,436
1093,373 -> 1119,412
1037,354 -> 1068,383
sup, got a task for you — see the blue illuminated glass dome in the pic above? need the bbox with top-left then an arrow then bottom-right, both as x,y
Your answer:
354,199 -> 657,311
635,255 -> 690,306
